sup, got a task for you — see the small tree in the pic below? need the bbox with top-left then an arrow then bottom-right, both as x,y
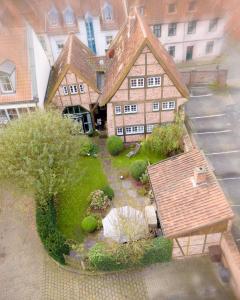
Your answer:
146,118 -> 184,156
0,110 -> 81,206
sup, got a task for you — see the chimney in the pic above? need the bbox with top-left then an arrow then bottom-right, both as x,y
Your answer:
194,166 -> 208,185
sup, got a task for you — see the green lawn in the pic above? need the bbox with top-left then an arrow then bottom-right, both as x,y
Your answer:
111,143 -> 165,170
57,156 -> 107,242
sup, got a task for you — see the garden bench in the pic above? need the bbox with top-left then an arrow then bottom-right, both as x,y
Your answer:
126,143 -> 141,158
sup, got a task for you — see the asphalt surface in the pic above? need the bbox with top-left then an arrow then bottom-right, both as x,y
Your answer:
185,86 -> 240,244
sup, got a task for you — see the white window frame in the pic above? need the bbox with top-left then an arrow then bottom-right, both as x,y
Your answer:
124,104 -> 137,114
0,75 -> 13,93
146,124 -> 156,133
62,85 -> 68,95
206,41 -> 214,54
79,84 -> 84,93
152,102 -> 160,112
115,106 -> 122,115
105,35 -> 113,47
147,76 -> 161,87
168,45 -> 176,57
125,125 -> 144,135
69,84 -> 78,95
187,20 -> 197,35
130,78 -> 144,89
162,101 -> 176,110
209,18 -> 218,32
116,127 -> 123,136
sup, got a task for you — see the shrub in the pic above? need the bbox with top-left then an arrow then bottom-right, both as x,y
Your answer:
88,243 -> 127,271
140,238 -> 173,266
140,171 -> 149,185
88,237 -> 173,271
81,216 -> 98,233
79,136 -> 98,156
145,121 -> 184,157
107,136 -> 124,156
36,199 -> 70,264
89,190 -> 110,211
101,185 -> 114,200
130,160 -> 148,181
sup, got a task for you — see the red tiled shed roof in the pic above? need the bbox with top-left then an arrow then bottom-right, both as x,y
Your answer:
148,149 -> 234,238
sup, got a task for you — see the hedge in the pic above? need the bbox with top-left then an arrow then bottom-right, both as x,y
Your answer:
140,237 -> 173,266
36,199 -> 70,264
88,237 -> 173,271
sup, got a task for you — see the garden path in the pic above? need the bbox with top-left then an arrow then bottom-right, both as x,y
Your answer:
98,138 -> 150,212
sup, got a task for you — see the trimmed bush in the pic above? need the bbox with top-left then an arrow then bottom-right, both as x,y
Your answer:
81,216 -> 98,233
140,238 -> 173,266
79,136 -> 98,156
106,136 -> 124,156
88,243 -> 127,271
130,160 -> 148,181
89,190 -> 110,211
101,185 -> 114,200
36,199 -> 70,265
88,237 -> 173,271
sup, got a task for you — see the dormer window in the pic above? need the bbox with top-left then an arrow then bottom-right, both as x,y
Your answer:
168,3 -> 176,14
48,6 -> 59,27
0,60 -> 15,94
63,6 -> 74,26
102,3 -> 113,21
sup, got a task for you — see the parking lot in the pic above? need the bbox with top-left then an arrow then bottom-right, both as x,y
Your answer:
185,87 -> 240,243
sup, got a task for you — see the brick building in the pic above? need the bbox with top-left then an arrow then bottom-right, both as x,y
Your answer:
45,34 -> 101,133
98,9 -> 189,142
46,10 -> 189,139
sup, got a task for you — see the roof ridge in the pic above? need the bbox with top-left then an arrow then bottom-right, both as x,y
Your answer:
67,33 -> 74,65
135,8 -> 147,38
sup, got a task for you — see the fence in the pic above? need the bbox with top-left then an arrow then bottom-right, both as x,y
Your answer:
180,69 -> 228,87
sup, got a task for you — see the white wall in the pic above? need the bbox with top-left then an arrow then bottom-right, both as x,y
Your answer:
157,17 -> 226,62
30,27 -> 51,107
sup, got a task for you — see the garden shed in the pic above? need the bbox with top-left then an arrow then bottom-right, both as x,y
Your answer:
148,149 -> 234,258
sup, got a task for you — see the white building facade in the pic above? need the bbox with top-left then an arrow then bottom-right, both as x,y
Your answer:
151,17 -> 226,63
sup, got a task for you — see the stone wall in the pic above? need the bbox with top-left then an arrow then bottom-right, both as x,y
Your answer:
221,232 -> 240,299
180,69 -> 228,87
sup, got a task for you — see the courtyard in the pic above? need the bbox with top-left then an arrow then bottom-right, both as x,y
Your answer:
0,187 -> 235,299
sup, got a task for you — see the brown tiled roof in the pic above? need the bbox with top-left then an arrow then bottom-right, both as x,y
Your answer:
0,26 -> 33,104
46,33 -> 100,104
127,0 -> 229,24
98,9 -> 189,106
148,149 -> 234,238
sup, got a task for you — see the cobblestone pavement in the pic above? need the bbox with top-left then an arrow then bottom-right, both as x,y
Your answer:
0,185 -> 236,300
42,258 -> 148,300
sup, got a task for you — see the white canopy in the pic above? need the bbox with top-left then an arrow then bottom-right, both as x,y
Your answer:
102,206 -> 148,243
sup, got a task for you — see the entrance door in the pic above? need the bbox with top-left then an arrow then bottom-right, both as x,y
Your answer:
186,46 -> 194,61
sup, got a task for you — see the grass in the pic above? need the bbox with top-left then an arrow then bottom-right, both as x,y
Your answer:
57,156 -> 107,242
111,143 -> 165,170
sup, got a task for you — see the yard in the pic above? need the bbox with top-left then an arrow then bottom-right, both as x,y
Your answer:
57,156 -> 108,242
111,143 -> 165,170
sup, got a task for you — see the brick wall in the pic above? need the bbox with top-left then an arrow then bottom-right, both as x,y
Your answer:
221,232 -> 240,299
180,70 -> 228,87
